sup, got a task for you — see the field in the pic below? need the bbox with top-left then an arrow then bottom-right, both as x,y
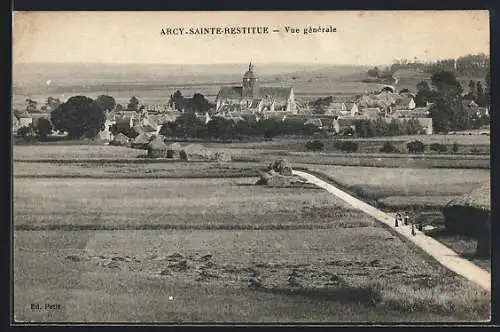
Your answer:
297,164 -> 491,271
12,63 -> 373,108
14,175 -> 490,322
298,165 -> 490,203
13,141 -> 490,170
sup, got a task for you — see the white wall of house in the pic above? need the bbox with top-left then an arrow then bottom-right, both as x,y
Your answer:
408,98 -> 416,110
19,117 -> 33,128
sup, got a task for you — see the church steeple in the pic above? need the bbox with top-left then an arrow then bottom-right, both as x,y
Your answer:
242,61 -> 258,98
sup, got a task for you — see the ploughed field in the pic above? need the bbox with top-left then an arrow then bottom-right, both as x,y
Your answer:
14,174 -> 490,322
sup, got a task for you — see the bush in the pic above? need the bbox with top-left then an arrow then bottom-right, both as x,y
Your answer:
379,142 -> 399,153
17,124 -> 37,140
452,142 -> 459,153
334,141 -> 358,153
406,140 -> 425,153
306,140 -> 324,151
430,143 -> 447,153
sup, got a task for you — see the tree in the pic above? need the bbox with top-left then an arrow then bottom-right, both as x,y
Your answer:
17,124 -> 36,140
175,112 -> 205,138
25,99 -> 38,113
207,117 -> 234,140
46,97 -> 61,112
116,104 -> 124,112
127,96 -> 140,112
414,81 -> 433,107
485,71 -> 491,107
476,81 -> 485,106
50,96 -> 105,139
35,118 -> 52,140
95,95 -> 116,112
468,80 -> 477,100
170,90 -> 185,111
427,71 -> 467,133
191,93 -> 211,113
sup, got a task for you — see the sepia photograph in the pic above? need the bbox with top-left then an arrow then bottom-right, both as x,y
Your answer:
12,10 -> 491,324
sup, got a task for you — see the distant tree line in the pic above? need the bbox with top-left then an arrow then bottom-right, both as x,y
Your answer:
390,53 -> 489,76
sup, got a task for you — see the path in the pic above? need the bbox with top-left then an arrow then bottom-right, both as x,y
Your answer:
293,170 -> 491,292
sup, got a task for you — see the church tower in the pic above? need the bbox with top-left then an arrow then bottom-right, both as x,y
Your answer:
242,61 -> 259,98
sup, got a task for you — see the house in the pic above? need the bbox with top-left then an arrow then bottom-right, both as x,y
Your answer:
345,103 -> 360,116
392,96 -> 416,111
99,110 -> 116,142
326,102 -> 347,112
13,110 -> 33,132
332,118 -> 357,135
196,112 -> 211,125
362,108 -> 382,119
115,112 -> 137,131
411,106 -> 431,118
216,62 -> 297,114
462,99 -> 479,111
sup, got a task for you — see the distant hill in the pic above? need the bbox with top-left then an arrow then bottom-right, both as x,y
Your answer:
13,62 -> 368,87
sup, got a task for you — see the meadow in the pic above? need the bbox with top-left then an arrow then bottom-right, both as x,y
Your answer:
298,165 -> 490,203
297,164 -> 491,271
14,175 -> 490,322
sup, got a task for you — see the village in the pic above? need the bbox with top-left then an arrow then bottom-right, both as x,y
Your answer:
13,62 -> 491,149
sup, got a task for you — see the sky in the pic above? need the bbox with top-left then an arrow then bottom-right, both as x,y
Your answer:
12,11 -> 490,66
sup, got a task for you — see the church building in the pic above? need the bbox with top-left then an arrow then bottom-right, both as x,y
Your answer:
215,62 -> 297,115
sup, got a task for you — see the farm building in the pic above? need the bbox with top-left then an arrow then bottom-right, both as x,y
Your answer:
442,181 -> 491,257
147,136 -> 168,158
216,62 -> 298,114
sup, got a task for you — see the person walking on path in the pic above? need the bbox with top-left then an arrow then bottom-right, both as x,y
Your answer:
395,212 -> 400,227
404,212 -> 409,226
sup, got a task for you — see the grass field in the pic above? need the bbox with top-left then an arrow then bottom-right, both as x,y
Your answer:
297,165 -> 491,272
13,161 -> 263,179
14,177 -> 353,230
14,176 -> 490,322
295,165 -> 490,202
13,142 -> 491,322
14,144 -> 490,170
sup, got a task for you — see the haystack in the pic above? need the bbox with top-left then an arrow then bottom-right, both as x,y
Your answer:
109,133 -> 130,146
267,159 -> 293,176
166,142 -> 182,159
214,151 -> 232,162
147,136 -> 168,158
255,170 -> 292,187
179,144 -> 212,161
131,132 -> 153,149
442,181 -> 490,257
